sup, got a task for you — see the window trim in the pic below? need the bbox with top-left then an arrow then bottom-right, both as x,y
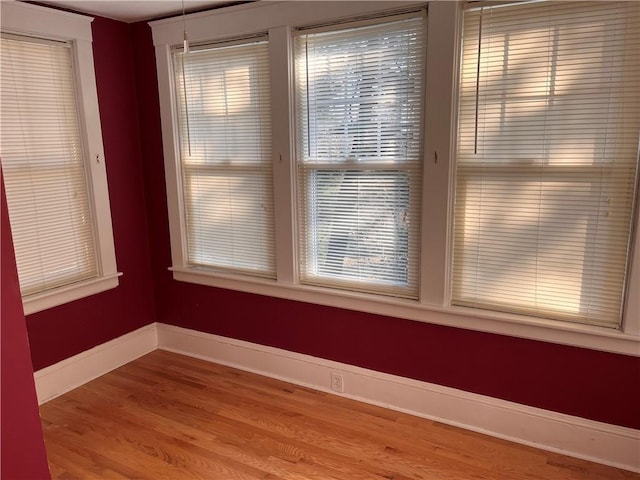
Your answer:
1,1 -> 120,314
150,1 -> 640,356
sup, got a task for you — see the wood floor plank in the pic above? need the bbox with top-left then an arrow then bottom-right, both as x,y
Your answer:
40,350 -> 638,480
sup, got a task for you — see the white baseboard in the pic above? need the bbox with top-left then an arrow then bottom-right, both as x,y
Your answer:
34,323 -> 157,405
156,322 -> 640,473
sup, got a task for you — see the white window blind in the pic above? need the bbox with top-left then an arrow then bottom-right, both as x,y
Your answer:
1,34 -> 98,296
173,39 -> 275,277
295,14 -> 426,298
453,1 -> 640,327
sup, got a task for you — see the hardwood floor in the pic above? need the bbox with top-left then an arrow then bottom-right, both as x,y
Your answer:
40,350 -> 637,480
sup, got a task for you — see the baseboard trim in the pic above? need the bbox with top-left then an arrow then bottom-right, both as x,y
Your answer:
157,322 -> 640,473
34,323 -> 157,405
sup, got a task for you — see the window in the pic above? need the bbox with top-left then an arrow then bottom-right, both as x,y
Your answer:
172,38 -> 275,277
295,15 -> 425,298
151,1 -> 639,355
453,1 -> 640,328
1,34 -> 97,294
0,2 -> 119,314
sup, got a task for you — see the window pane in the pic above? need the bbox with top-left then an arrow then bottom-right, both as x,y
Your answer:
306,169 -> 411,284
173,40 -> 275,277
296,15 -> 425,298
184,166 -> 273,271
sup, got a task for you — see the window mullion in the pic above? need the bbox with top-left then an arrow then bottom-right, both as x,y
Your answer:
420,1 -> 460,307
269,25 -> 298,285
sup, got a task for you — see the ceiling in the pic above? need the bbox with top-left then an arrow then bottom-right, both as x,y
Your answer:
32,0 -> 233,23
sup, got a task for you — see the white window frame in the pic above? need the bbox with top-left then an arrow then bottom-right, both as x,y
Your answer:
150,1 -> 639,356
1,1 -> 120,314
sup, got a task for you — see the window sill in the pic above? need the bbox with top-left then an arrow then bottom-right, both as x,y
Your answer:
23,273 -> 122,315
170,266 -> 640,357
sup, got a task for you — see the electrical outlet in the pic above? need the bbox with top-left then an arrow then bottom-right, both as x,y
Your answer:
330,372 -> 344,393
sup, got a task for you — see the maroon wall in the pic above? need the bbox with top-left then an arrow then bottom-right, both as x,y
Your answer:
132,22 -> 640,430
23,17 -> 156,371
1,176 -> 51,479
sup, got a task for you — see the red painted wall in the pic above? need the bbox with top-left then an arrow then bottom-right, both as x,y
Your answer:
132,22 -> 640,430
1,175 -> 51,479
23,17 -> 156,371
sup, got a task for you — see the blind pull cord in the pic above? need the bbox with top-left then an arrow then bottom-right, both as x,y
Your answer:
474,6 -> 483,155
305,37 -> 311,158
182,0 -> 192,156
